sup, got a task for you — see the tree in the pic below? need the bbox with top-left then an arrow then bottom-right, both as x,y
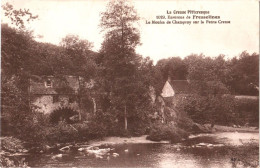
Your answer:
156,57 -> 188,81
225,51 -> 259,95
1,25 -> 37,139
1,2 -> 39,95
2,2 -> 38,29
99,0 -> 148,131
59,35 -> 96,79
153,57 -> 188,95
184,54 -> 234,126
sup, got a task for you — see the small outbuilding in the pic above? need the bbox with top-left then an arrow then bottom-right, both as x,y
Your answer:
155,78 -> 191,123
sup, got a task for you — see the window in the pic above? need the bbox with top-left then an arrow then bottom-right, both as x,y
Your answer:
69,96 -> 76,103
45,79 -> 52,88
53,95 -> 59,103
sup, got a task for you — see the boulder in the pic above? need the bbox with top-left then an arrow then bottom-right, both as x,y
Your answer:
192,123 -> 212,133
59,145 -> 72,152
86,146 -> 111,158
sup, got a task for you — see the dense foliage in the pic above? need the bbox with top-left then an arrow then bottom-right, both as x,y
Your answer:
153,54 -> 259,96
1,0 -> 259,147
98,0 -> 154,133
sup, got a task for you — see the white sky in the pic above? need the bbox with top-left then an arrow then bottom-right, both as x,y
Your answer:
1,0 -> 259,63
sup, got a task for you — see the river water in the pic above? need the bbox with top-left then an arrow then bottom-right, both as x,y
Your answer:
26,132 -> 259,168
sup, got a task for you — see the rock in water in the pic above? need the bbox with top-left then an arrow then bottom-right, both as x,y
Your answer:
78,148 -> 85,151
112,153 -> 119,157
59,145 -> 71,151
95,155 -> 103,159
52,154 -> 63,159
45,145 -> 51,150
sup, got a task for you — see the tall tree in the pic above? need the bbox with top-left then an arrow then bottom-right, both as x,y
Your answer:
59,35 -> 96,79
184,54 -> 234,126
99,0 -> 144,131
156,57 -> 188,81
1,4 -> 39,138
225,51 -> 259,95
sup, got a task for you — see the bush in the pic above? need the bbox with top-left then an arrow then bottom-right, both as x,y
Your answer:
5,110 -> 108,144
0,137 -> 28,167
1,137 -> 24,153
234,97 -> 259,126
45,122 -> 79,143
183,94 -> 259,127
176,116 -> 194,131
75,121 -> 107,140
147,123 -> 189,143
183,94 -> 235,125
42,119 -> 108,143
127,116 -> 151,136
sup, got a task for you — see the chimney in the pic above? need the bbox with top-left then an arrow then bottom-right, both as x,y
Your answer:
167,76 -> 172,83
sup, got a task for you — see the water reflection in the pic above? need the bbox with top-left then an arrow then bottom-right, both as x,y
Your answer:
26,132 -> 259,168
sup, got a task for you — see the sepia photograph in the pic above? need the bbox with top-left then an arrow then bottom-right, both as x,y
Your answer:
0,0 -> 259,167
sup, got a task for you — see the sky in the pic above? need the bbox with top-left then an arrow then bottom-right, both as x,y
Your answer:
1,0 -> 259,63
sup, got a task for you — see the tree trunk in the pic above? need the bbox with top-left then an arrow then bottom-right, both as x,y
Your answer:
92,98 -> 96,115
211,121 -> 215,128
124,104 -> 127,130
78,96 -> 82,121
78,76 -> 82,121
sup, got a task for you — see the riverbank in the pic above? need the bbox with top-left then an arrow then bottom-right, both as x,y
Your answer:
1,125 -> 258,155
211,124 -> 259,133
1,130 -> 258,167
87,126 -> 259,149
187,131 -> 259,168
88,135 -> 169,147
24,132 -> 260,167
2,125 -> 258,151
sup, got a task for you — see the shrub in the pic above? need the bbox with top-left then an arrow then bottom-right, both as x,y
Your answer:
0,137 -> 28,167
1,137 -> 24,153
147,123 -> 189,143
234,97 -> 259,126
75,121 -> 107,140
45,122 -> 79,143
43,120 -> 108,143
183,94 -> 235,126
176,116 -> 194,131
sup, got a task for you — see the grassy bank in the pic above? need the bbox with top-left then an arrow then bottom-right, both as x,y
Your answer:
210,124 -> 259,133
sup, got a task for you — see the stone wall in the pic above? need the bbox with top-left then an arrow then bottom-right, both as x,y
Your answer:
31,95 -> 79,114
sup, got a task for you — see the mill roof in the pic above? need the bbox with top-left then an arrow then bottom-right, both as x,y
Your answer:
169,80 -> 190,94
161,80 -> 191,98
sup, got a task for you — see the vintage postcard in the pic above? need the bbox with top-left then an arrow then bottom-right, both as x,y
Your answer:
1,0 -> 259,167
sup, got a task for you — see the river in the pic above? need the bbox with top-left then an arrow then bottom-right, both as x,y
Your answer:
25,132 -> 259,168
